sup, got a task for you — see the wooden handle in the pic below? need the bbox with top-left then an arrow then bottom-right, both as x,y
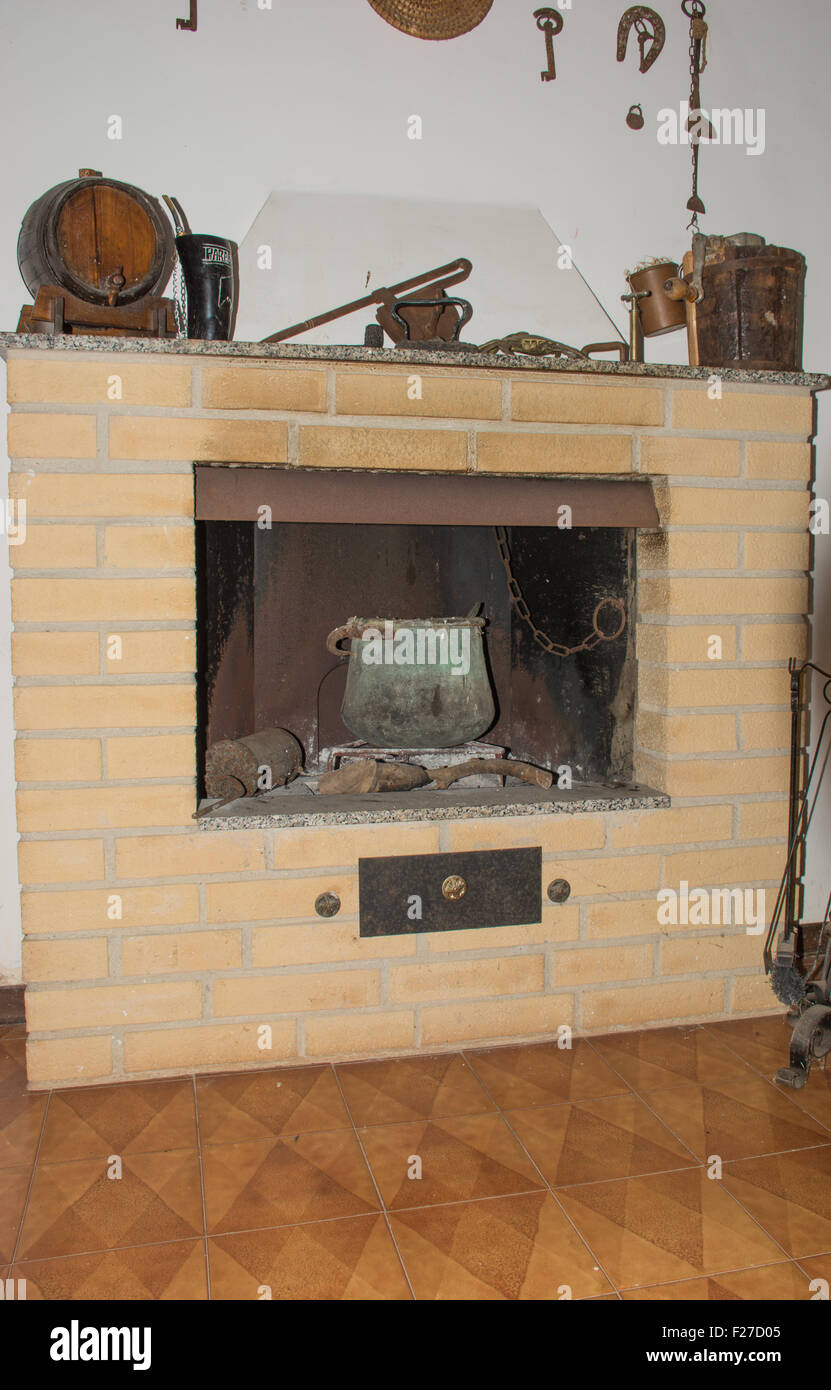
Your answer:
430,758 -> 553,790
664,277 -> 699,303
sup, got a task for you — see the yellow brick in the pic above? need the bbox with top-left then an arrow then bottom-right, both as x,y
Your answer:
672,389 -> 813,436
661,935 -> 761,975
549,854 -> 660,897
206,874 -> 356,923
663,844 -> 782,887
115,832 -> 264,879
639,666 -> 786,709
7,359 -> 192,407
103,525 -> 193,570
583,979 -> 723,1028
11,632 -> 99,676
104,631 -> 195,675
731,975 -> 779,1013
638,575 -> 807,618
638,711 -> 737,755
124,1021 -> 297,1073
388,956 -> 544,1004
638,530 -> 739,572
641,755 -> 788,799
9,473 -> 192,518
426,906 -> 580,952
746,441 -> 813,480
26,1035 -> 113,1085
659,486 -> 808,528
8,413 -> 97,459
421,994 -> 573,1046
16,785 -> 194,832
553,944 -> 653,986
15,684 -> 195,731
512,382 -> 663,426
741,711 -> 790,750
23,937 -> 109,982
21,885 -> 199,934
252,921 -> 416,966
271,823 -> 440,869
10,525 -> 97,569
122,930 -> 242,975
27,980 -> 201,1031
336,372 -> 501,420
203,366 -> 326,412
745,532 -> 810,571
107,734 -> 196,780
213,970 -> 379,1016
636,624 -> 737,664
741,622 -> 808,662
640,436 -> 740,477
610,804 -> 734,850
584,899 -> 665,940
109,416 -> 288,464
305,1011 -> 414,1057
477,432 -> 631,474
737,801 -> 788,841
447,816 -> 605,854
299,425 -> 467,472
15,738 -> 102,783
12,577 -> 193,623
18,838 -> 105,886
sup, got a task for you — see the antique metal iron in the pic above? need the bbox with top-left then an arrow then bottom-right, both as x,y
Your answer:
390,294 -> 476,351
325,615 -> 496,749
764,661 -> 831,1089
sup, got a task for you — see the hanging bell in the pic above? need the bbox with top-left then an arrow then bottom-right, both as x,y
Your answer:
626,103 -> 645,130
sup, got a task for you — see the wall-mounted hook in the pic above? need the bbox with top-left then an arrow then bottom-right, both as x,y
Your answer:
176,0 -> 197,31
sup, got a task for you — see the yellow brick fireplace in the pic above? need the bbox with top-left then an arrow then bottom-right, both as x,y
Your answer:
2,338 -> 824,1089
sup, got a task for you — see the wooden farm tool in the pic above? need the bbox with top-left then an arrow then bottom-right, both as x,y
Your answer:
430,759 -> 553,790
318,761 -> 430,795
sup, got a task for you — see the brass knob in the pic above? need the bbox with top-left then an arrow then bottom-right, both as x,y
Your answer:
442,874 -> 467,901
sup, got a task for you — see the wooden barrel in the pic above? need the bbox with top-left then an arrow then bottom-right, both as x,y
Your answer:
17,170 -> 175,306
683,241 -> 806,371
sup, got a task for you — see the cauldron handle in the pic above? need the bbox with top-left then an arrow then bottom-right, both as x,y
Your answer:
326,621 -> 361,657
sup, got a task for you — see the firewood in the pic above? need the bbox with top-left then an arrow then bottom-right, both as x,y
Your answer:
429,758 -> 553,790
318,760 -> 430,795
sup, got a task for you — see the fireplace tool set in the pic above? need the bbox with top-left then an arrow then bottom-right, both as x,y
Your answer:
763,661 -> 831,1089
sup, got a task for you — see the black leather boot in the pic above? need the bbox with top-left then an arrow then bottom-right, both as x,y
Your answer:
175,234 -> 239,341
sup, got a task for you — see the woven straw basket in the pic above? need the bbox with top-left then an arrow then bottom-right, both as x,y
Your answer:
367,0 -> 493,40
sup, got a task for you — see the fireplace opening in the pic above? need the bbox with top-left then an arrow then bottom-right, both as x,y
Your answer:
194,467 -> 661,822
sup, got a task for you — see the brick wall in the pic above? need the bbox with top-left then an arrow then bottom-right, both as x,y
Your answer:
4,349 -> 816,1088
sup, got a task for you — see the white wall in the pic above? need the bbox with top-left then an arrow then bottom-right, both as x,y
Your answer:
1,0 -> 829,978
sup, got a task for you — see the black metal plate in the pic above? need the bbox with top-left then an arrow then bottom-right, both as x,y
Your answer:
358,847 -> 541,936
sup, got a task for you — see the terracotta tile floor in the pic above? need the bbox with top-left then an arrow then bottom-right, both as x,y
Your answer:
1,1014 -> 830,1300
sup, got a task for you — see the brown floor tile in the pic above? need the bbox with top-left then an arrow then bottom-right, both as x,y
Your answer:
209,1215 -> 411,1300
704,1013 -> 793,1075
644,1073 -> 830,1162
39,1080 -> 197,1163
591,1025 -> 751,1092
506,1093 -> 696,1186
0,1039 -> 28,1105
336,1053 -> 494,1126
196,1065 -> 351,1145
798,1252 -> 831,1289
360,1112 -> 543,1209
17,1151 -> 204,1261
623,1262 -> 817,1300
464,1040 -> 628,1109
390,1191 -> 612,1300
11,1240 -> 208,1299
557,1167 -> 782,1290
721,1145 -> 831,1258
0,1166 -> 30,1263
203,1131 -> 379,1234
0,1090 -> 46,1170
785,1065 -> 831,1132
0,1026 -> 26,1040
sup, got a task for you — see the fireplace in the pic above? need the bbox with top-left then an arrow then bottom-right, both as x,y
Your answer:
196,467 -> 659,808
2,339 -> 824,1089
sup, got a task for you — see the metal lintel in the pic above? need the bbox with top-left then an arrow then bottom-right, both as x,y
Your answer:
195,467 -> 660,529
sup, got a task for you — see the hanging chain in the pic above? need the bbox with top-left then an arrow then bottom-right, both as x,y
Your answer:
494,527 -> 626,657
684,0 -> 708,230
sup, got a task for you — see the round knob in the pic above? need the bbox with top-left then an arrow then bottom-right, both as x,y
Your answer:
315,892 -> 340,918
547,878 -> 571,904
441,875 -> 467,901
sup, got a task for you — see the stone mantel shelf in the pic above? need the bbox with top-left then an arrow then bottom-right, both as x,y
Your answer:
1,331 -> 828,391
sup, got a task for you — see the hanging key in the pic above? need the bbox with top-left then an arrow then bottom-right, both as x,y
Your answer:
176,0 -> 197,31
534,8 -> 564,82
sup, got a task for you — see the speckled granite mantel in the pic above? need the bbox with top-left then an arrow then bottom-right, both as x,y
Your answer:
4,338 -> 819,1088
